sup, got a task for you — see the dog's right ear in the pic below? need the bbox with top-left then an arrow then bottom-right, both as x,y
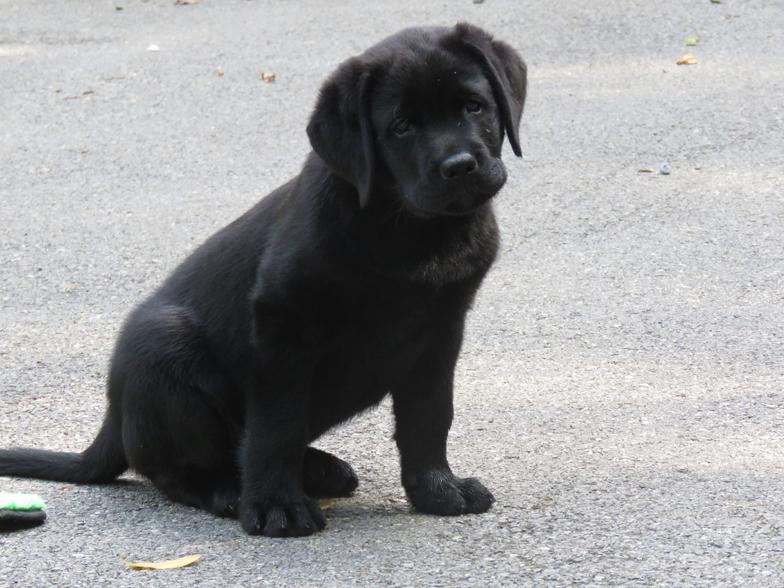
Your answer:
306,58 -> 375,208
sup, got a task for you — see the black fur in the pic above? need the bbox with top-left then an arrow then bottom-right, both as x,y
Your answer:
0,23 -> 526,537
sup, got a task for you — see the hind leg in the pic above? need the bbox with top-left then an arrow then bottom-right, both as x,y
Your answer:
302,447 -> 358,498
152,468 -> 241,518
113,303 -> 242,518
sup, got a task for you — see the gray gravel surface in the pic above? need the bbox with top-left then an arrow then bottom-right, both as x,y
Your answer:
1,0 -> 783,586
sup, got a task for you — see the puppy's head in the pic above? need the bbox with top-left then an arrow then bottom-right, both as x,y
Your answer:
307,23 -> 527,217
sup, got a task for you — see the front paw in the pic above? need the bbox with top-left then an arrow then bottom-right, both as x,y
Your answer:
239,493 -> 326,537
404,470 -> 495,515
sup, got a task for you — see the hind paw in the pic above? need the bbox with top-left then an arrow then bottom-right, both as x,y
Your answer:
210,485 -> 240,518
302,447 -> 358,498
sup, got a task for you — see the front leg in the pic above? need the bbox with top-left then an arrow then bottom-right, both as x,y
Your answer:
239,305 -> 325,537
392,321 -> 495,516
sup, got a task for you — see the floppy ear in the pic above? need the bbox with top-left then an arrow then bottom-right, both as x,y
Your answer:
306,58 -> 376,208
453,23 -> 527,157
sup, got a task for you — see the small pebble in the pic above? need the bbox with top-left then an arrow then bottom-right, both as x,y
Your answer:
659,162 -> 671,175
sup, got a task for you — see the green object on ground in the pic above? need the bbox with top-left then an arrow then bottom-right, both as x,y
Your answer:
0,493 -> 46,511
0,493 -> 47,531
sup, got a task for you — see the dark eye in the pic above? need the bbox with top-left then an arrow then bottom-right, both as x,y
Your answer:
465,100 -> 483,114
392,118 -> 412,136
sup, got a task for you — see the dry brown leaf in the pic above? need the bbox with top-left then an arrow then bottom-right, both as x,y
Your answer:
676,53 -> 699,65
125,554 -> 201,571
319,498 -> 337,511
260,71 -> 277,83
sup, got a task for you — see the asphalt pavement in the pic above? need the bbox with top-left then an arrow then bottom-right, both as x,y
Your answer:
1,0 -> 783,586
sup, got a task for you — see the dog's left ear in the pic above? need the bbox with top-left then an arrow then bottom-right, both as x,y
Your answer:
453,23 -> 527,157
307,58 -> 376,208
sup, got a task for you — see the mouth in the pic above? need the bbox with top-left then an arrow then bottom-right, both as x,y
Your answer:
444,188 -> 496,215
402,162 -> 507,218
406,186 -> 497,218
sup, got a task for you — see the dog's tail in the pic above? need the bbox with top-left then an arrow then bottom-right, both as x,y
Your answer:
0,415 -> 127,484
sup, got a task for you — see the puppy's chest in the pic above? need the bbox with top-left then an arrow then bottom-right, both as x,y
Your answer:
327,299 -> 431,372
310,288 -> 445,398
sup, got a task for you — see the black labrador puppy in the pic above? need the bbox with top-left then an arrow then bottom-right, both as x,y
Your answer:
0,23 -> 526,537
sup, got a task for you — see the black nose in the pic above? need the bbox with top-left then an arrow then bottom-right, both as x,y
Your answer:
439,152 -> 477,179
